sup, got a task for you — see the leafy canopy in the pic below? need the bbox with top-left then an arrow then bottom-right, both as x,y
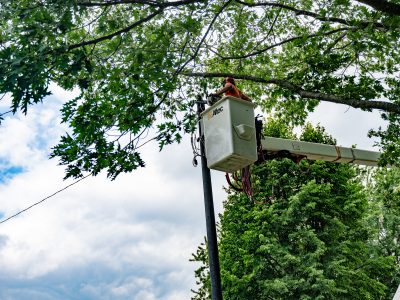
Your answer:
1,0 -> 400,178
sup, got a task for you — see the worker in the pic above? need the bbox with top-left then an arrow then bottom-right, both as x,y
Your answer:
210,77 -> 252,102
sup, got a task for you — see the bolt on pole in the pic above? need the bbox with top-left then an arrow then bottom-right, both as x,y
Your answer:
197,98 -> 223,300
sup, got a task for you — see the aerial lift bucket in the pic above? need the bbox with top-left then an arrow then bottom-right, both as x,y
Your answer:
200,96 -> 258,173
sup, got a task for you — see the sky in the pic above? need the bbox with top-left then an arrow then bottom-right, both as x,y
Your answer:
0,85 -> 385,300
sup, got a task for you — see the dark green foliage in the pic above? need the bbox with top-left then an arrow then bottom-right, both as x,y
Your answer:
192,123 -> 398,299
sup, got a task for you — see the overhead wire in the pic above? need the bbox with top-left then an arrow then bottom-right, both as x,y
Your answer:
0,110 -> 13,118
0,174 -> 91,225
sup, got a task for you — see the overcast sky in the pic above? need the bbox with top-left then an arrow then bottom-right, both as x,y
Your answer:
0,85 -> 385,299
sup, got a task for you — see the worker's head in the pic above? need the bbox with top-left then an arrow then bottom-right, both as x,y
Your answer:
223,77 -> 236,86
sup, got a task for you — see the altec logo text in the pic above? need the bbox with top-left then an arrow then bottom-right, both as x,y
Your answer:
207,106 -> 224,119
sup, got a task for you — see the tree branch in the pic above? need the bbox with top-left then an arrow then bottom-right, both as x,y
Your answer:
235,0 -> 350,25
176,0 -> 233,72
77,0 -> 202,8
77,0 -> 158,6
356,0 -> 400,16
215,27 -> 350,60
182,71 -> 400,113
235,0 -> 386,29
152,1 -> 234,119
66,9 -> 162,51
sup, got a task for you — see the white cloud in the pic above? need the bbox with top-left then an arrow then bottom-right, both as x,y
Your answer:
111,277 -> 153,297
0,95 -> 66,170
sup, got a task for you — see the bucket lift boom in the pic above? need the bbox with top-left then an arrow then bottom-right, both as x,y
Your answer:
261,136 -> 380,167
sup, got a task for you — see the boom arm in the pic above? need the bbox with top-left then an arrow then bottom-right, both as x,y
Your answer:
261,136 -> 380,166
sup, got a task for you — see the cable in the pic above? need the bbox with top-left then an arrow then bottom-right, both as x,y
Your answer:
241,166 -> 253,199
225,167 -> 254,200
191,132 -> 202,167
0,110 -> 13,117
0,174 -> 91,225
225,172 -> 243,192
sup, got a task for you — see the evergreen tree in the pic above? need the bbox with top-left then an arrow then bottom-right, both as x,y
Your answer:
192,121 -> 397,299
365,167 -> 400,296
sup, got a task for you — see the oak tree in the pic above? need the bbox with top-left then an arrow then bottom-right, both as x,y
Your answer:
1,0 -> 400,178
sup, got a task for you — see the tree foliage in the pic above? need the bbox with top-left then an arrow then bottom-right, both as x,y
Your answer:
1,0 -> 400,178
365,166 -> 400,295
192,121 -> 399,299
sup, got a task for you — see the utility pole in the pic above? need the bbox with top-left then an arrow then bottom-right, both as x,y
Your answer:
197,99 -> 223,300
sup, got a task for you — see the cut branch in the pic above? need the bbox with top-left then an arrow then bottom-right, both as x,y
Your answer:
183,71 -> 400,113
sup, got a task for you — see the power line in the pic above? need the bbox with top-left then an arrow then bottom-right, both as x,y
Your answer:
0,174 -> 91,225
0,110 -> 13,117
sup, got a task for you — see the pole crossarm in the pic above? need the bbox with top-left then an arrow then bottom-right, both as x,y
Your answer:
261,136 -> 381,166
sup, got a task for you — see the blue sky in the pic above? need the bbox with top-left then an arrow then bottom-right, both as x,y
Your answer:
0,84 -> 385,299
0,166 -> 24,183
